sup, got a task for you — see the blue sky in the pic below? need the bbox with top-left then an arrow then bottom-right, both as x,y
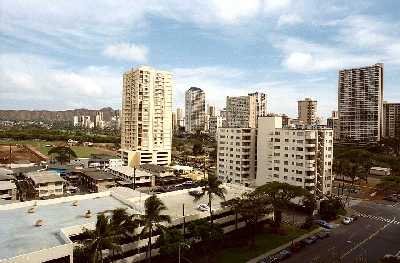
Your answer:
1,0 -> 400,118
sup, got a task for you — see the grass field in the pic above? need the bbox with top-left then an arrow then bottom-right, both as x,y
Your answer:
215,225 -> 307,263
0,140 -> 116,158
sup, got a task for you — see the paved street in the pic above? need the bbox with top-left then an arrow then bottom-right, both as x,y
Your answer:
284,200 -> 400,263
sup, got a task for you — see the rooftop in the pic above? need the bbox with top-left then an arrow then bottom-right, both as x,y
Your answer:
0,185 -> 249,261
0,190 -> 135,260
82,169 -> 115,180
26,170 -> 66,185
0,181 -> 16,191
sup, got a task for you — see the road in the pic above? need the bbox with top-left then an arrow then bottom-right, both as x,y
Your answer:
284,200 -> 400,263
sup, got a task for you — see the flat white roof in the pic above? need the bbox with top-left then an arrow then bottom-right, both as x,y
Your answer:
0,181 -> 16,191
0,184 -> 249,261
108,166 -> 152,178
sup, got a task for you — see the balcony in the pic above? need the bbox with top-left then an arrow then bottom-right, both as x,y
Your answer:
305,182 -> 315,187
304,144 -> 315,147
305,166 -> 315,171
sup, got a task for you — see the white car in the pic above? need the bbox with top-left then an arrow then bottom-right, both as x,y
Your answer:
342,217 -> 353,225
197,204 -> 209,212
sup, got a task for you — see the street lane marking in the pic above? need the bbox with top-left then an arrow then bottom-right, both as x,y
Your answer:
341,219 -> 393,260
357,213 -> 400,225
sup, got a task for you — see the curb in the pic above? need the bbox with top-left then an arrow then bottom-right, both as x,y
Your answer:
247,227 -> 323,263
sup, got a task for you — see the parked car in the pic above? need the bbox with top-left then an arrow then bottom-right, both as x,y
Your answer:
342,217 -> 353,225
317,231 -> 330,239
301,236 -> 317,245
182,180 -> 194,186
383,196 -> 398,202
314,220 -> 334,229
272,250 -> 292,261
197,204 -> 209,212
382,254 -> 400,262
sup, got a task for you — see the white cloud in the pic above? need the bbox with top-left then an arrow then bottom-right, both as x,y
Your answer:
277,13 -> 303,27
103,43 -> 148,62
276,37 -> 380,73
264,0 -> 292,13
0,53 -> 121,110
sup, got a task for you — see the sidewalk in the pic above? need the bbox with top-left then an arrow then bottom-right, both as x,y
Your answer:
247,227 -> 322,263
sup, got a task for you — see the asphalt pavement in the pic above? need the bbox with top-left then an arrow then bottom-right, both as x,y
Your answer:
283,200 -> 400,263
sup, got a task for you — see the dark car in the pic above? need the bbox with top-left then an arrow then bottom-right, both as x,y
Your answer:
351,214 -> 359,221
272,250 -> 292,261
317,231 -> 330,239
290,242 -> 305,252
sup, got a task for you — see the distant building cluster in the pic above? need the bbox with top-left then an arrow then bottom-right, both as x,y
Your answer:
73,111 -> 120,130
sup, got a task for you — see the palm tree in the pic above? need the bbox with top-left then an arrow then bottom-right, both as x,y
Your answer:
140,194 -> 171,263
48,145 -> 77,164
256,182 -> 307,229
193,173 -> 226,225
79,214 -> 120,263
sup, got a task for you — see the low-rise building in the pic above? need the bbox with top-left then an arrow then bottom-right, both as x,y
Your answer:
79,169 -> 116,192
108,166 -> 154,187
26,171 -> 66,198
139,163 -> 173,178
0,185 -> 256,263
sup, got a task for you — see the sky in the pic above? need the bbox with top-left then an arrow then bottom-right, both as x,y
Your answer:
0,0 -> 400,118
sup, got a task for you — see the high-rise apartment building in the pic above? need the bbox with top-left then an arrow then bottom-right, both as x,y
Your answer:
249,92 -> 267,119
256,116 -> 333,196
226,96 -> 257,128
176,108 -> 184,128
207,105 -> 216,117
327,111 -> 340,142
185,87 -> 205,133
298,98 -> 317,125
383,102 -> 400,138
121,66 -> 172,166
217,127 -> 257,187
172,112 -> 177,132
209,116 -> 223,137
338,63 -> 384,144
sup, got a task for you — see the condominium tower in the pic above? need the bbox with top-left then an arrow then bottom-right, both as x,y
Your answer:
226,96 -> 257,128
298,98 -> 317,125
185,87 -> 206,133
383,102 -> 400,138
338,63 -> 384,144
249,92 -> 267,119
217,127 -> 257,187
256,116 -> 333,196
121,66 -> 172,166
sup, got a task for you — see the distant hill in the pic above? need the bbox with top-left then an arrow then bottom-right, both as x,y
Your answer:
0,107 -> 119,122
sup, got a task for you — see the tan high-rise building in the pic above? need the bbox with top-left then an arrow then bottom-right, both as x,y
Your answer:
121,66 -> 172,166
249,92 -> 267,119
226,96 -> 257,128
298,98 -> 317,125
185,87 -> 205,133
383,102 -> 400,138
338,63 -> 384,144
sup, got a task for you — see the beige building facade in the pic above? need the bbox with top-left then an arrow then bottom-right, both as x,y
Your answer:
217,127 -> 257,187
256,116 -> 333,196
298,98 -> 317,125
121,66 -> 172,166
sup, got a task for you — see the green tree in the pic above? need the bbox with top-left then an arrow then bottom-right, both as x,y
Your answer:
193,173 -> 226,225
376,176 -> 400,193
188,219 -> 223,262
140,195 -> 171,263
319,195 -> 345,220
48,145 -> 77,164
156,228 -> 187,261
78,214 -> 120,263
256,182 -> 307,228
237,191 -> 272,246
192,142 -> 204,155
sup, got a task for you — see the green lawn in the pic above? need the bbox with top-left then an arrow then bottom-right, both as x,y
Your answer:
216,225 -> 308,263
0,140 -> 115,158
